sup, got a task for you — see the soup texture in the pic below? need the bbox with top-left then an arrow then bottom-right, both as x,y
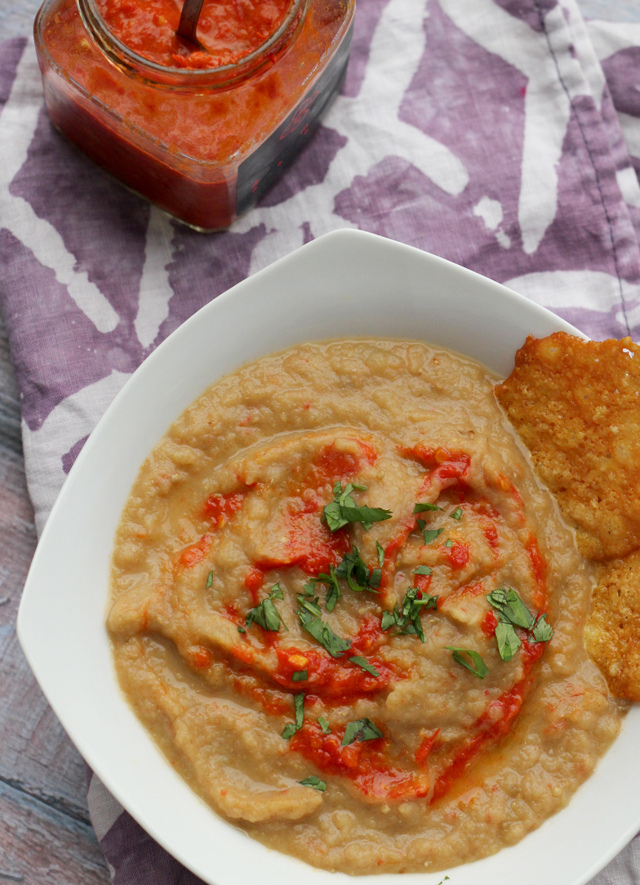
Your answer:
108,339 -> 623,874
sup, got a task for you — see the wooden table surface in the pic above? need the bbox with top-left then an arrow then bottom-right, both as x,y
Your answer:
1,0 -> 638,881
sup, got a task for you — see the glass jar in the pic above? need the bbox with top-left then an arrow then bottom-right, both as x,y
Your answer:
34,0 -> 355,231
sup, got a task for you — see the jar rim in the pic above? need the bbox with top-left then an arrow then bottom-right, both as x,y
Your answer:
78,0 -> 307,87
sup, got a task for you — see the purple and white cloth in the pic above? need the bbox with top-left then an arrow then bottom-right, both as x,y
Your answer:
2,0 -> 640,881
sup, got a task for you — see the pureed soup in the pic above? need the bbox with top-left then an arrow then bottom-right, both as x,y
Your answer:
107,339 -> 623,874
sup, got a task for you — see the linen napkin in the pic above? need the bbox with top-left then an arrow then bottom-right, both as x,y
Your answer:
2,0 -> 640,881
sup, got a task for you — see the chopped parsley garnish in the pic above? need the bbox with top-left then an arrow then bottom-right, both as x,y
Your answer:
237,626 -> 246,634
301,580 -> 316,598
296,601 -> 351,658
443,538 -> 453,548
414,565 -> 433,576
450,507 -> 463,520
446,646 -> 489,678
282,692 -> 305,740
494,621 -> 521,661
381,586 -> 438,642
297,594 -> 322,618
292,670 -> 308,682
299,775 -> 326,791
486,586 -> 535,630
206,570 -> 213,588
342,718 -> 383,746
532,613 -> 553,643
306,566 -> 341,612
381,610 -> 397,631
317,716 -> 331,734
486,586 -> 553,660
414,502 -> 440,513
246,583 -> 287,632
376,541 -> 385,568
306,547 -> 381,613
348,655 -> 380,677
323,481 -> 392,532
420,526 -> 444,545
336,545 -> 380,594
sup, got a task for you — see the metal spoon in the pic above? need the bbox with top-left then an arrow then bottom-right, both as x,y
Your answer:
177,0 -> 206,49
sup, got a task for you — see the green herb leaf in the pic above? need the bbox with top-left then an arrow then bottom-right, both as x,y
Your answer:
337,545 -> 382,594
323,500 -> 347,532
414,502 -> 440,513
292,670 -> 308,682
399,587 -> 425,642
246,584 -> 287,632
342,718 -> 383,746
422,528 -> 444,545
206,570 -> 213,588
317,716 -> 331,734
237,626 -> 246,634
532,614 -> 554,643
443,538 -> 453,548
342,505 -> 393,532
413,565 -> 433,576
487,588 -> 553,656
495,621 -> 521,661
280,692 -> 306,740
336,546 -> 371,593
348,655 -> 380,677
380,586 -> 438,641
246,599 -> 282,632
299,775 -> 327,791
323,482 -> 392,532
376,541 -> 385,567
486,586 -> 535,630
446,646 -> 489,679
297,594 -> 322,618
308,566 -> 342,612
450,507 -> 463,520
381,610 -> 396,631
297,607 -> 351,658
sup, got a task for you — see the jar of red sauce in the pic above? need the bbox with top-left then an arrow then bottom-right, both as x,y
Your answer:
34,0 -> 355,230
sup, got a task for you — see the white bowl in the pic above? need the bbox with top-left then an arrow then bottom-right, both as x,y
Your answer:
18,229 -> 640,885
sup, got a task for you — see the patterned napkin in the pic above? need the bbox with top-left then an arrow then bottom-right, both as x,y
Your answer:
2,0 -> 640,881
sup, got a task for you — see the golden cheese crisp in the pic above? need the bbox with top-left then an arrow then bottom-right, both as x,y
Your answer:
585,551 -> 640,702
495,333 -> 640,561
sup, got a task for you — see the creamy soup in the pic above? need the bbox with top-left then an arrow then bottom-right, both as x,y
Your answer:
108,339 -> 623,874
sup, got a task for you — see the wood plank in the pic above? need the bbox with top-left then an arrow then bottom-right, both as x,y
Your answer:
0,780 -> 109,884
0,310 -> 109,882
0,311 -> 23,456
0,372 -> 89,809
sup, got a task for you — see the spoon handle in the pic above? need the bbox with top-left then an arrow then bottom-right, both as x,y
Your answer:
177,0 -> 206,46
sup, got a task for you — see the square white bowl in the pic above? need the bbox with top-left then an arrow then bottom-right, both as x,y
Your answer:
18,229 -> 640,885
